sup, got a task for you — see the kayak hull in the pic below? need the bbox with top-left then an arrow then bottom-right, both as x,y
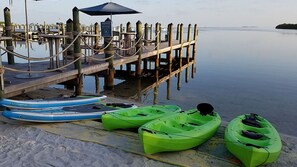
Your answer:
102,105 -> 181,130
2,103 -> 136,122
139,109 -> 221,154
224,114 -> 282,167
0,95 -> 107,109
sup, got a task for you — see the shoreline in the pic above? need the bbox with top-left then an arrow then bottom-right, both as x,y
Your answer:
0,87 -> 296,166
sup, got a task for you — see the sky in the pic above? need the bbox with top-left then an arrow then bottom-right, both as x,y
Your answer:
1,0 -> 297,28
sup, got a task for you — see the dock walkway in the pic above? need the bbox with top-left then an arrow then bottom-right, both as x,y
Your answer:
2,38 -> 196,98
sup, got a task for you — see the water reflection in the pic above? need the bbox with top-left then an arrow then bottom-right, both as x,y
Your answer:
102,54 -> 196,104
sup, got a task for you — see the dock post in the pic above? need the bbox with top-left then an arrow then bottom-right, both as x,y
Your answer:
4,7 -> 14,64
94,22 -> 99,48
175,24 -> 180,59
177,24 -> 183,90
43,21 -> 47,34
179,24 -> 184,68
119,24 -> 123,47
186,24 -> 191,63
192,24 -> 198,78
95,73 -> 100,94
0,48 -> 4,98
167,23 -> 173,100
144,23 -> 149,46
65,19 -> 73,62
155,23 -> 160,76
103,36 -> 114,90
61,23 -> 65,43
126,22 -> 131,74
73,7 -> 83,95
185,24 -> 192,83
136,21 -> 143,78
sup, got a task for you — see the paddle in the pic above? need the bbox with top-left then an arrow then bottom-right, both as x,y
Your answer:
197,103 -> 214,116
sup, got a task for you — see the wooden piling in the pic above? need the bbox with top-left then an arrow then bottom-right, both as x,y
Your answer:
175,24 -> 180,59
144,23 -> 149,46
186,24 -> 191,83
0,48 -> 4,98
153,22 -> 161,102
167,23 -> 173,100
65,19 -> 73,61
73,7 -> 82,95
95,73 -> 100,94
186,24 -> 191,63
143,23 -> 149,71
126,22 -> 131,74
192,24 -> 198,78
150,24 -> 153,41
103,37 -> 114,90
61,23 -> 65,43
94,22 -> 99,48
135,21 -> 142,78
4,7 -> 14,64
179,24 -> 184,68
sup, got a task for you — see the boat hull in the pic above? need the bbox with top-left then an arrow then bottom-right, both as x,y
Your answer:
102,105 -> 181,130
224,114 -> 282,167
0,95 -> 107,109
138,109 -> 221,154
2,103 -> 136,122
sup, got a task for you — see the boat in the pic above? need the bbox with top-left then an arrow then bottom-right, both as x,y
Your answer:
2,102 -> 137,122
138,103 -> 221,154
224,113 -> 282,167
102,105 -> 181,130
0,95 -> 107,109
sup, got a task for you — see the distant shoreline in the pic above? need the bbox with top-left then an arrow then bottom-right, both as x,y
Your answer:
275,23 -> 297,30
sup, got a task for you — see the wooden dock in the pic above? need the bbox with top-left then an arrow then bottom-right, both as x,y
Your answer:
1,38 -> 196,98
0,7 -> 198,98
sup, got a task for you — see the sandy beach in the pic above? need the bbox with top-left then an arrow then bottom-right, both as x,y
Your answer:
0,88 -> 296,167
0,122 -> 174,167
0,88 -> 175,167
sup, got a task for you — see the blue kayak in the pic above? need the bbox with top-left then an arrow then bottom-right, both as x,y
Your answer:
0,95 -> 107,109
2,102 -> 137,122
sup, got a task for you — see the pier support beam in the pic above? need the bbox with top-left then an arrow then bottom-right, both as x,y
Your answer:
65,19 -> 74,61
192,24 -> 198,78
73,7 -> 83,95
4,7 -> 14,64
186,24 -> 192,83
104,37 -> 114,90
167,23 -> 173,100
126,22 -> 132,75
135,21 -> 143,78
94,22 -> 99,48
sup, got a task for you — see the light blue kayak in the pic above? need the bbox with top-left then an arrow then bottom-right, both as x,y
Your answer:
2,102 -> 137,122
0,95 -> 107,109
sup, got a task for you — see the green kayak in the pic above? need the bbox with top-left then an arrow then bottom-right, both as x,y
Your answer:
138,103 -> 221,154
224,113 -> 282,167
102,105 -> 181,130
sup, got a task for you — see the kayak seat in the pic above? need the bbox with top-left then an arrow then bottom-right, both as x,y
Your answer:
188,122 -> 200,126
242,130 -> 264,140
92,106 -> 102,110
242,117 -> 261,128
105,103 -> 133,108
137,113 -> 148,116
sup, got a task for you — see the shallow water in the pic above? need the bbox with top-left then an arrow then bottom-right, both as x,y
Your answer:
1,27 -> 297,136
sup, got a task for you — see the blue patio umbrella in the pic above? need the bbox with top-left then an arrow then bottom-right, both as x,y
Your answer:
79,2 -> 140,20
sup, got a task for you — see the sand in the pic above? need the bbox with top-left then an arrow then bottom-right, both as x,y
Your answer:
0,122 -> 174,167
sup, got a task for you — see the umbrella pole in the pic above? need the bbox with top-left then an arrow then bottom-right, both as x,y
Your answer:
24,0 -> 31,77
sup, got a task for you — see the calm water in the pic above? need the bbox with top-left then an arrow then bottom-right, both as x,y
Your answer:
1,27 -> 297,136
